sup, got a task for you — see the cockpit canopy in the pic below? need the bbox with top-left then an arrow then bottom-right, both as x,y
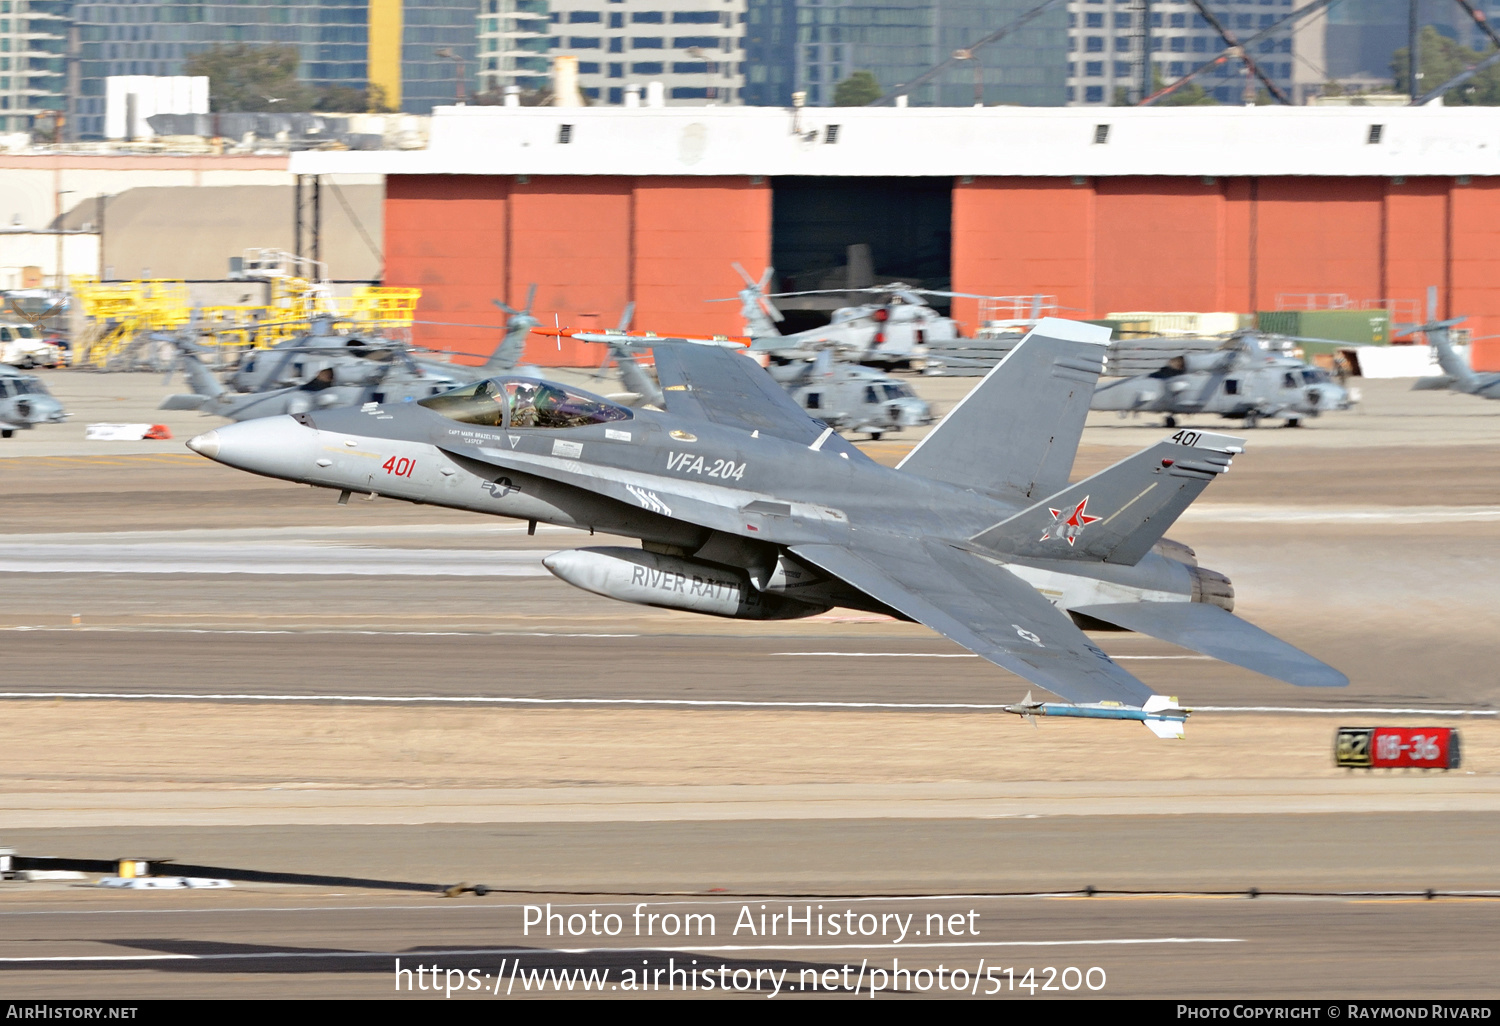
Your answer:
0,374 -> 48,397
418,376 -> 632,430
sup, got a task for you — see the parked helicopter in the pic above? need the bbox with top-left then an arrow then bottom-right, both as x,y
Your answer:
1091,331 -> 1354,428
719,264 -> 985,367
764,349 -> 932,439
0,364 -> 67,437
1412,329 -> 1500,400
160,288 -> 543,419
1403,288 -> 1498,401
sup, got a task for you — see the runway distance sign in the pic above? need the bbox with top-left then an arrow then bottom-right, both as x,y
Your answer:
1335,727 -> 1461,769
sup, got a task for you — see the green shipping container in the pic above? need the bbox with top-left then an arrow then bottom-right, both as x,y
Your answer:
1255,310 -> 1390,352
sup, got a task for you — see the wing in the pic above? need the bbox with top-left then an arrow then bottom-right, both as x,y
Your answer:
1070,602 -> 1347,688
789,538 -> 1157,707
651,343 -> 870,459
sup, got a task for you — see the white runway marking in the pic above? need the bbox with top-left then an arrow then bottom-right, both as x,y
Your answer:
2,627 -> 637,638
0,937 -> 1242,964
1192,706 -> 1496,717
5,891 -> 1481,920
1183,504 -> 1500,524
775,652 -> 1210,661
774,651 -> 979,658
0,691 -> 1490,717
0,544 -> 550,576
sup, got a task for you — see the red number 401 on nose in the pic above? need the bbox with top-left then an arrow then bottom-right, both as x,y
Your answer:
382,457 -> 415,477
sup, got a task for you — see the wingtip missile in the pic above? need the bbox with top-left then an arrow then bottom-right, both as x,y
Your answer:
1001,693 -> 1189,739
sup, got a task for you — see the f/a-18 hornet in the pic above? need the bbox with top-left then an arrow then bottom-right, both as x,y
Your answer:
185,318 -> 1345,736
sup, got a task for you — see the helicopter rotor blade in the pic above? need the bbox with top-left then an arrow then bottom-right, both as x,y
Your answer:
616,300 -> 636,333
731,262 -> 758,289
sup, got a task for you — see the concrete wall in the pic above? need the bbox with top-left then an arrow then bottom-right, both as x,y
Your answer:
295,105 -> 1500,179
0,156 -> 383,282
0,233 -> 100,290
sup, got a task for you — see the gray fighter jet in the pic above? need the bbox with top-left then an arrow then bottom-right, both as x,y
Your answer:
0,365 -> 66,437
184,318 -> 1346,737
1091,332 -> 1353,428
587,334 -> 932,440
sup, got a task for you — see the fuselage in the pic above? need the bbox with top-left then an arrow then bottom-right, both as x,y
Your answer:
192,376 -> 1213,619
1092,360 -> 1349,420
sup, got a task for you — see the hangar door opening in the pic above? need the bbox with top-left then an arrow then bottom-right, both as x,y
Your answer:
770,177 -> 952,332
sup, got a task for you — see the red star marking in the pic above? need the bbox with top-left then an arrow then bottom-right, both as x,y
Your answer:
1042,496 -> 1102,546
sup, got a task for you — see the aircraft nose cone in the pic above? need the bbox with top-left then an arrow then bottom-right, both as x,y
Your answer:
186,430 -> 220,459
185,416 -> 319,481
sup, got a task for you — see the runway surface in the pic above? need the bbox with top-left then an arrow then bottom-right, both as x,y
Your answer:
0,372 -> 1497,999
2,818 -> 1498,999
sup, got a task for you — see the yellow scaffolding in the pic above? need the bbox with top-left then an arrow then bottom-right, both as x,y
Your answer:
69,275 -> 422,368
71,278 -> 193,368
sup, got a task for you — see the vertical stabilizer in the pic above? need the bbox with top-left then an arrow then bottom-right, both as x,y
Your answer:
897,317 -> 1110,502
1429,330 -> 1478,390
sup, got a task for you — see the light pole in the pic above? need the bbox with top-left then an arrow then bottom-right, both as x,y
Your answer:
437,48 -> 467,105
953,49 -> 981,106
685,46 -> 716,101
55,189 -> 73,291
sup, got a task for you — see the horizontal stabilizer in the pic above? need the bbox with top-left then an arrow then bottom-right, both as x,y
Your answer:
1411,375 -> 1455,392
970,430 -> 1243,566
159,394 -> 209,411
1070,601 -> 1348,688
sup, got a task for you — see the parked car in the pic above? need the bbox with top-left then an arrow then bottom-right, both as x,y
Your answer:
0,323 -> 65,368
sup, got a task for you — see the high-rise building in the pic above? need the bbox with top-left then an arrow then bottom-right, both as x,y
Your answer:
540,0 -> 743,106
0,0 -> 72,134
745,0 -> 1066,108
475,0 -> 550,95
1322,0 -> 1500,81
399,0 -> 484,111
67,0 -> 479,139
1065,0 -> 1300,107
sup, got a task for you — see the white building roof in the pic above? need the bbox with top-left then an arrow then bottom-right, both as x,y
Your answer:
289,104 -> 1500,178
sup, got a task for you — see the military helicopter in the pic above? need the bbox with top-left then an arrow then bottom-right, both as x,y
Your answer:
1413,330 -> 1500,400
223,286 -> 539,394
227,321 -> 395,393
161,288 -> 543,419
764,349 -> 932,439
1404,289 -> 1497,401
719,264 -> 986,368
1091,331 -> 1354,428
0,364 -> 67,437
